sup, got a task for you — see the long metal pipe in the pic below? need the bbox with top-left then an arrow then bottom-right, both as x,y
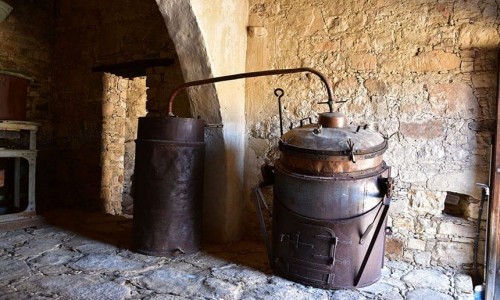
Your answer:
167,67 -> 335,116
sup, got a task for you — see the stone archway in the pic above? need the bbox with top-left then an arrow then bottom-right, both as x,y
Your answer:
155,0 -> 248,242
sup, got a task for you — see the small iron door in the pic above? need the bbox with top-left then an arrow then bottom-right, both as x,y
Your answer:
277,223 -> 338,285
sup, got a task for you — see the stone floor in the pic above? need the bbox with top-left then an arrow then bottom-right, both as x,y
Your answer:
0,211 -> 474,300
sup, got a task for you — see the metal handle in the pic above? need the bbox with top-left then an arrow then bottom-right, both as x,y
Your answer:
274,88 -> 285,136
167,67 -> 335,116
299,117 -> 312,127
252,164 -> 276,266
359,176 -> 395,244
354,176 -> 394,286
253,185 -> 273,265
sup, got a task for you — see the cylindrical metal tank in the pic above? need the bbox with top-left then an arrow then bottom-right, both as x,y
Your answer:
259,111 -> 393,289
0,73 -> 29,120
132,116 -> 205,256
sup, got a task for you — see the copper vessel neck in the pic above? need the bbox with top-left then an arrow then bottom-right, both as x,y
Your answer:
318,112 -> 346,128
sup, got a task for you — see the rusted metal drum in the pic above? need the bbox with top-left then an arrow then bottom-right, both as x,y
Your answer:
0,73 -> 29,120
133,116 -> 205,256
273,161 -> 389,220
266,112 -> 393,289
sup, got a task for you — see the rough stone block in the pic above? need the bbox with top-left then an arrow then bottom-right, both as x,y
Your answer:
473,50 -> 497,71
386,237 -> 404,258
358,281 -> 397,296
408,50 -> 460,72
372,33 -> 394,52
407,238 -> 426,251
466,200 -> 488,220
415,217 -> 438,236
401,27 -> 431,45
400,119 -> 444,139
433,242 -> 473,266
389,199 -> 408,214
364,79 -> 387,96
460,61 -> 474,72
472,73 -> 497,88
407,188 -> 446,214
402,269 -> 451,292
335,76 -> 359,96
349,54 -> 377,70
451,237 -> 475,244
392,215 -> 415,231
439,222 -> 476,238
313,41 -> 340,52
460,50 -> 477,61
459,24 -> 500,48
399,170 -> 427,184
402,250 -> 414,261
406,288 -> 453,300
414,251 -> 432,266
427,170 -> 489,200
454,274 -> 473,294
427,83 -> 477,118
247,26 -> 267,38
295,7 -> 325,36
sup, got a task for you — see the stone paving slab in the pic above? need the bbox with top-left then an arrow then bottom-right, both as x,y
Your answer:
0,211 -> 474,299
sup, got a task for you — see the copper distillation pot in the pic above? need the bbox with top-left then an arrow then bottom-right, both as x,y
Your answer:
252,70 -> 394,289
132,68 -> 394,290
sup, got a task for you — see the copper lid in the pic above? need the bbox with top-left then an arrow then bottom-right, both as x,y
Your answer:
279,123 -> 387,157
279,122 -> 387,174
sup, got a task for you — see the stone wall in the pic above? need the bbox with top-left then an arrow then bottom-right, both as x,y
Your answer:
0,0 -> 54,134
123,77 -> 147,215
101,74 -> 128,215
0,0 -> 55,209
100,74 -> 147,215
52,0 -> 179,211
244,0 -> 500,272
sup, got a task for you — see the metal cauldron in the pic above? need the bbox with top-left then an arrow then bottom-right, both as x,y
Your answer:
255,100 -> 394,289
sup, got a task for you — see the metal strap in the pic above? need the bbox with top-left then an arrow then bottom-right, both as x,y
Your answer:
353,177 -> 394,286
253,186 -> 273,266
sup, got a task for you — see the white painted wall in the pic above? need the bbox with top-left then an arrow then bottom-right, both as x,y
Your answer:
155,0 -> 248,242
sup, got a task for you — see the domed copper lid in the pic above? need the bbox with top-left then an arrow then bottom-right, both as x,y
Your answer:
280,118 -> 386,157
278,114 -> 387,174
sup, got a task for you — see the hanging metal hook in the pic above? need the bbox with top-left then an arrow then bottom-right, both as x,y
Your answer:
274,88 -> 285,136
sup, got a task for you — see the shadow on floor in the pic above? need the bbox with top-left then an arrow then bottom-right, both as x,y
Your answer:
40,210 -> 272,273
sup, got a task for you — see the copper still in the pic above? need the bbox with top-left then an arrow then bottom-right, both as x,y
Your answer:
133,68 -> 393,290
254,72 -> 394,289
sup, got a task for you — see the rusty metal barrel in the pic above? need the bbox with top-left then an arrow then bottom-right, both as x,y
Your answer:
132,116 -> 205,256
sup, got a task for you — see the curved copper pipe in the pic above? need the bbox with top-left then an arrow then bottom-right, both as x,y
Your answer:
167,67 -> 335,116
